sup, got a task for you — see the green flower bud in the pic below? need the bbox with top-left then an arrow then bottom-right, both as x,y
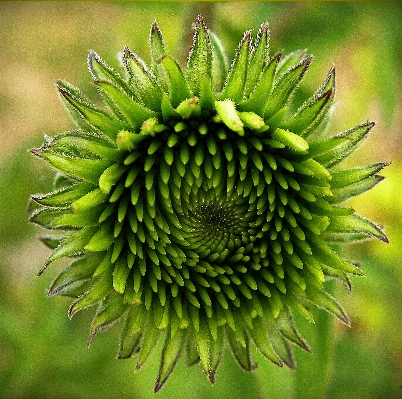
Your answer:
29,15 -> 388,392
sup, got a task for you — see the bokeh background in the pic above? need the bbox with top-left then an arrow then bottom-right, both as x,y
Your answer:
0,2 -> 401,398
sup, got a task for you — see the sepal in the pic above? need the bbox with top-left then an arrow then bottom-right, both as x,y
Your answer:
283,86 -> 334,138
43,226 -> 98,268
324,213 -> 388,243
276,311 -> 311,352
133,313 -> 162,370
312,121 -> 374,167
328,162 -> 388,203
158,56 -> 192,108
186,15 -> 213,97
266,322 -> 295,369
88,292 -> 129,346
88,51 -> 132,97
68,271 -> 113,318
305,286 -> 350,325
48,131 -> 122,162
244,22 -> 270,97
149,20 -> 167,73
94,80 -> 156,130
226,324 -> 256,371
47,252 -> 103,296
154,328 -> 187,392
30,207 -> 72,229
249,316 -> 283,366
276,49 -> 308,77
56,81 -> 95,131
57,82 -> 129,140
123,47 -> 162,111
264,56 -> 312,118
33,148 -> 111,185
239,52 -> 281,115
220,31 -> 251,103
209,29 -> 229,93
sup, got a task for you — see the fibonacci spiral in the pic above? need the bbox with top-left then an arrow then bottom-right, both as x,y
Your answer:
30,16 -> 388,392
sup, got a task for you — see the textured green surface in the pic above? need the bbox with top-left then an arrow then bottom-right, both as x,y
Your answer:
1,2 -> 401,398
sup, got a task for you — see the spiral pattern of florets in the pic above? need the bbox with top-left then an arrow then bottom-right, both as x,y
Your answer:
29,16 -> 387,391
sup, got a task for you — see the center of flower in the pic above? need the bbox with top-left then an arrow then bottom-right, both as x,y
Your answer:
196,202 -> 233,231
183,190 -> 250,256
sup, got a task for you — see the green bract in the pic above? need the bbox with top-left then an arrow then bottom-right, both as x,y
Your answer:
30,16 -> 388,392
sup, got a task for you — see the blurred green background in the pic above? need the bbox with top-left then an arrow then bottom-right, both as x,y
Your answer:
0,2 -> 401,398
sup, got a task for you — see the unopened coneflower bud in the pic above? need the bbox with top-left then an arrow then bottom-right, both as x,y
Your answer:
29,16 -> 388,392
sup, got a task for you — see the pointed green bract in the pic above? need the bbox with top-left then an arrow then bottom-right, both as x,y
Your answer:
239,52 -> 280,115
264,56 -> 312,118
94,80 -> 156,130
187,15 -> 213,97
57,83 -> 128,140
30,17 -> 387,393
220,31 -> 251,103
159,56 -> 192,108
209,30 -> 229,94
245,22 -> 270,97
123,47 -> 162,111
325,213 -> 388,243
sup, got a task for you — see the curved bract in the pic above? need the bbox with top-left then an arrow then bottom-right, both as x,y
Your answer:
30,16 -> 387,392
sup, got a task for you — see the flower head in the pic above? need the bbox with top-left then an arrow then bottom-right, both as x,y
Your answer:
30,16 -> 387,392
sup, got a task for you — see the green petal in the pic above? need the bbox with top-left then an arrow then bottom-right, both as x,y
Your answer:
57,82 -> 128,141
154,328 -> 187,393
68,272 -> 112,318
99,163 -> 128,194
209,29 -> 228,93
47,252 -> 103,296
272,128 -> 309,153
123,47 -> 162,111
239,52 -> 280,115
85,219 -> 115,252
113,256 -> 131,294
264,56 -> 312,118
186,15 -> 213,96
226,324 -> 256,371
312,121 -> 375,167
88,292 -> 128,345
215,99 -> 244,135
94,80 -> 156,130
244,22 -> 270,96
220,31 -> 251,103
158,55 -> 192,107
249,316 -> 283,366
325,213 -> 388,243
